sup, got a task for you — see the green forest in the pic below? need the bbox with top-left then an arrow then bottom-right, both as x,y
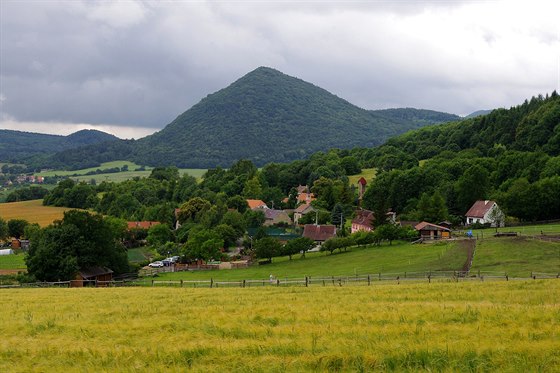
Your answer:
26,67 -> 459,170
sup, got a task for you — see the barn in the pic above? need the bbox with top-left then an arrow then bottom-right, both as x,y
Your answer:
71,266 -> 113,287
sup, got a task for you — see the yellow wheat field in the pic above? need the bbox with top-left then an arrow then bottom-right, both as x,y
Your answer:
0,199 -> 77,227
1,280 -> 559,372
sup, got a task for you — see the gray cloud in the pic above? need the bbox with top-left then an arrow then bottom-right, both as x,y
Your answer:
1,0 -> 558,137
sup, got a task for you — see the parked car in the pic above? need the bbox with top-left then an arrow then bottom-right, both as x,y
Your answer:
148,261 -> 164,268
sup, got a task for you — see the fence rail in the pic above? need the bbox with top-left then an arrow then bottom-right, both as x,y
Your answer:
2,270 -> 559,289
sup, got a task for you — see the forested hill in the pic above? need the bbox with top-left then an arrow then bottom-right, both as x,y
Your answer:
360,92 -> 560,223
379,92 -> 560,161
41,67 -> 459,169
0,129 -> 118,163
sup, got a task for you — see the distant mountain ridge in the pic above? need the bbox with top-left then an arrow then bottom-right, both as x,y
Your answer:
39,67 -> 460,169
0,129 -> 118,164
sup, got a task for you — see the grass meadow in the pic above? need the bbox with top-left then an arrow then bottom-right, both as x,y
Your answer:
0,199 -> 76,227
348,168 -> 376,186
470,237 -> 560,277
35,161 -> 207,183
0,252 -> 26,269
153,240 -> 470,283
0,280 -> 558,372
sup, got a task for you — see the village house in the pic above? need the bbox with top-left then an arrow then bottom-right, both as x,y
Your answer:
351,209 -> 374,233
302,224 -> 337,244
127,221 -> 161,230
415,221 -> 451,240
263,209 -> 292,226
465,200 -> 505,227
247,199 -> 268,210
293,203 -> 315,225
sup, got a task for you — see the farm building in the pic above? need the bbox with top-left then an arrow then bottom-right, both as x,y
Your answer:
263,209 -> 292,226
303,224 -> 337,244
351,209 -> 374,233
293,203 -> 315,225
415,222 -> 451,240
0,249 -> 14,256
72,266 -> 113,287
465,200 -> 505,227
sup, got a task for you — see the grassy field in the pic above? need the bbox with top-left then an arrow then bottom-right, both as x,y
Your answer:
348,168 -> 376,186
470,237 -> 560,277
0,199 -> 77,226
127,247 -> 154,263
467,223 -> 560,237
155,240 -> 470,282
1,281 -> 558,372
35,160 -> 207,183
0,252 -> 26,269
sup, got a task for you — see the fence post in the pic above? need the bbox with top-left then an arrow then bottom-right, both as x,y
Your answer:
428,275 -> 431,283
180,279 -> 183,287
242,280 -> 246,288
378,273 -> 381,281
305,276 -> 308,287
404,272 -> 407,279
276,279 -> 280,287
151,279 -> 154,287
210,278 -> 213,288
367,274 -> 371,286
505,274 -> 508,281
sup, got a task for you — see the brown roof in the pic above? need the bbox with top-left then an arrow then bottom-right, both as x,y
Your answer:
247,199 -> 268,209
79,266 -> 113,279
352,209 -> 374,229
297,193 -> 316,203
295,203 -> 314,214
465,200 -> 497,218
415,221 -> 451,232
127,221 -> 161,230
303,224 -> 337,242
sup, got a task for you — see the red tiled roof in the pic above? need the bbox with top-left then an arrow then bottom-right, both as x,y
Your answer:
351,209 -> 374,230
247,199 -> 268,209
358,177 -> 367,185
295,203 -> 314,214
297,193 -> 316,203
127,221 -> 161,230
303,224 -> 336,241
465,200 -> 497,218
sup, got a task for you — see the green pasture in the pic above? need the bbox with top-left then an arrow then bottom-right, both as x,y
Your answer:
0,253 -> 26,270
348,168 -> 376,185
35,160 -> 207,183
151,240 -> 469,282
466,223 -> 560,237
127,247 -> 154,263
470,237 -> 560,277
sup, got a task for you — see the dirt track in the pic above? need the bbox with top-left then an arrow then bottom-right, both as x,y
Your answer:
0,269 -> 26,275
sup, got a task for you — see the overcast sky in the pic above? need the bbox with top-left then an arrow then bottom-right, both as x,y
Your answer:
1,0 -> 559,139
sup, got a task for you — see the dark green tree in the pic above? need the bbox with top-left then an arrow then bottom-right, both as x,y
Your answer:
254,236 -> 282,262
8,219 -> 29,239
282,237 -> 315,259
25,211 -> 128,281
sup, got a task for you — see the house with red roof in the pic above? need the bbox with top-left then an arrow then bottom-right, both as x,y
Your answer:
303,224 -> 337,244
465,200 -> 505,227
293,203 -> 315,225
351,209 -> 374,233
127,221 -> 161,230
247,199 -> 268,210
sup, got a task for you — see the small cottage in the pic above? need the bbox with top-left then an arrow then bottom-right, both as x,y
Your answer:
465,200 -> 505,227
72,266 -> 113,287
293,203 -> 315,225
247,199 -> 268,210
415,222 -> 451,240
263,209 -> 292,226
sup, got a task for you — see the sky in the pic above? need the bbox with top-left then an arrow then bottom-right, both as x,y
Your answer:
1,0 -> 559,139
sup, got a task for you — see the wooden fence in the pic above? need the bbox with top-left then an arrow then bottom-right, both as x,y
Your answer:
2,270 -> 558,289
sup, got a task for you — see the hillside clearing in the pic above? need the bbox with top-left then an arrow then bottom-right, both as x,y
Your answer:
35,161 -> 207,183
348,168 -> 376,185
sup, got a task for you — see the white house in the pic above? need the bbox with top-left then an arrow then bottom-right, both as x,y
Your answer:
465,200 -> 505,227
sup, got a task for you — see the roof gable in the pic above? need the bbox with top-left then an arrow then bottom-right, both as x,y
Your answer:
247,199 -> 268,209
465,200 -> 497,218
303,224 -> 336,241
414,221 -> 451,232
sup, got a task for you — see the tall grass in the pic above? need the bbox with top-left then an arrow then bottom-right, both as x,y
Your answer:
0,281 -> 558,372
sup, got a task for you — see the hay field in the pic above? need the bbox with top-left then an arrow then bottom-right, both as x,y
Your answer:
0,199 -> 76,226
1,280 -> 558,372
